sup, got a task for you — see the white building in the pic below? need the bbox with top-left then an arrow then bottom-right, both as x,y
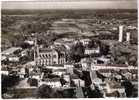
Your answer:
91,64 -> 130,71
24,40 -> 34,45
97,56 -> 111,64
8,55 -> 20,62
85,47 -> 100,55
52,69 -> 66,76
64,63 -> 74,74
72,79 -> 85,87
1,71 -> 9,75
19,67 -> 26,78
39,78 -> 62,88
21,49 -> 28,57
82,61 -> 91,71
80,39 -> 91,46
81,58 -> 97,71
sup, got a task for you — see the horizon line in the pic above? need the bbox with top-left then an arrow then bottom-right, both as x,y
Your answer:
2,8 -> 137,10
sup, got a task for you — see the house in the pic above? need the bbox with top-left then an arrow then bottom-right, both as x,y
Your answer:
71,74 -> 85,87
1,70 -> 9,75
39,78 -> 62,88
52,69 -> 66,76
85,46 -> 100,55
24,40 -> 34,45
63,74 -> 71,83
1,56 -> 7,62
81,61 -> 91,71
19,67 -> 26,78
2,47 -> 22,56
64,63 -> 74,74
8,55 -> 20,62
21,49 -> 28,57
80,58 -> 96,71
29,71 -> 41,81
61,74 -> 71,88
80,38 -> 91,46
96,56 -> 111,64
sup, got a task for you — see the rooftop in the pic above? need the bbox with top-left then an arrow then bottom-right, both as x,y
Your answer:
39,48 -> 54,53
95,64 -> 128,67
2,47 -> 22,55
42,78 -> 60,82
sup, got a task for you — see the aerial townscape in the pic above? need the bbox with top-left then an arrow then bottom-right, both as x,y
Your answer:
1,8 -> 138,98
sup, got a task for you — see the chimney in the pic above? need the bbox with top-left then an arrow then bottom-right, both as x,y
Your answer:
126,32 -> 130,43
119,25 -> 123,42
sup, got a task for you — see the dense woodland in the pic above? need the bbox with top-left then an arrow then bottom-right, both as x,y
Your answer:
1,9 -> 138,66
1,9 -> 137,48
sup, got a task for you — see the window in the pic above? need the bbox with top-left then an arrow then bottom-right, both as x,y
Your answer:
45,54 -> 48,58
43,54 -> 45,58
53,55 -> 57,58
53,61 -> 56,64
49,54 -> 51,58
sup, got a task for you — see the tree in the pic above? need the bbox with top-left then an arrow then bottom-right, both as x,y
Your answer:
35,84 -> 54,98
83,86 -> 103,98
68,42 -> 85,62
27,78 -> 38,86
100,44 -> 110,55
121,80 -> 134,97
60,78 -> 67,86
35,84 -> 63,98
81,71 -> 92,87
2,74 -> 20,94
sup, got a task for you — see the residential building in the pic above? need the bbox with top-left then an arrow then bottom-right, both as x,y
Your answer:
39,78 -> 62,88
2,47 -> 22,56
64,63 -> 74,74
8,55 -> 20,62
52,69 -> 66,76
80,38 -> 91,46
96,56 -> 111,64
71,74 -> 85,87
91,64 -> 135,71
85,46 -> 100,55
81,58 -> 97,71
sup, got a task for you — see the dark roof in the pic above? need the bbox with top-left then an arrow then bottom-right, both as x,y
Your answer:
95,64 -> 128,67
43,78 -> 60,82
129,69 -> 138,74
71,74 -> 79,79
39,48 -> 53,53
98,69 -> 115,73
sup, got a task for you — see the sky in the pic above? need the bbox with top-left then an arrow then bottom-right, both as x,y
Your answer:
2,0 -> 137,9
